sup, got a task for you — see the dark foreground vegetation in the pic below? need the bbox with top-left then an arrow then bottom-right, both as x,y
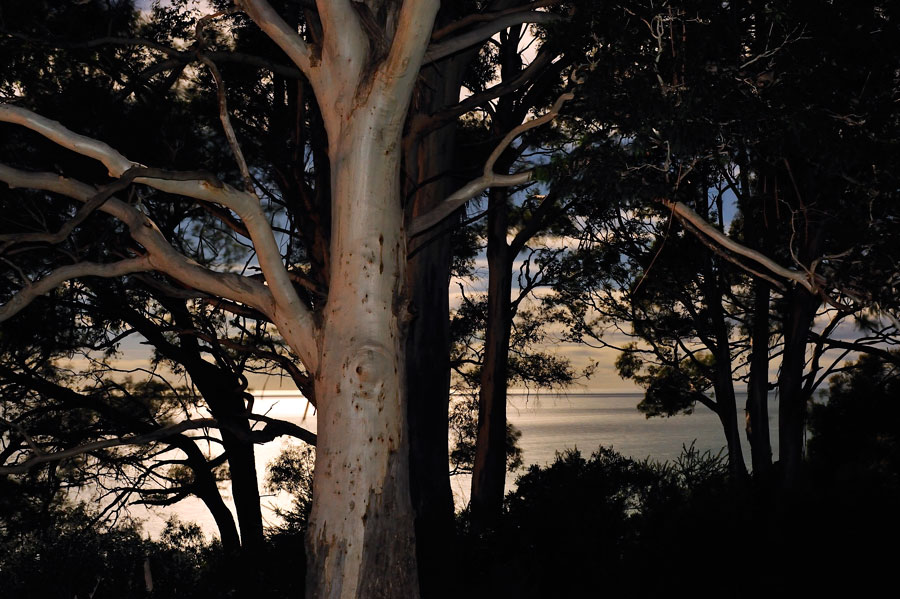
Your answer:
3,356 -> 897,598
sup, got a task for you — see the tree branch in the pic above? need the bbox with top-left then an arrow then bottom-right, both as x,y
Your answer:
431,0 -> 562,41
0,418 -> 219,475
409,90 -> 574,237
424,10 -> 560,64
0,106 -> 320,368
239,0 -> 316,78
0,164 -> 277,325
0,256 -> 151,322
664,199 -> 817,292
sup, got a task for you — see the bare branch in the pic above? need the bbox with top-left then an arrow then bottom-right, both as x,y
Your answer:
0,106 -> 320,368
0,164 -> 276,322
664,199 -> 817,292
247,413 -> 317,446
239,0 -> 316,78
197,55 -> 255,193
0,418 -> 219,475
410,90 -> 574,237
0,256 -> 151,322
424,10 -> 561,64
432,0 -> 562,41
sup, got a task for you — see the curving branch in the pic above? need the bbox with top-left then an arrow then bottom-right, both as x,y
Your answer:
664,199 -> 817,292
424,10 -> 561,64
0,256 -> 151,322
0,105 -> 320,368
239,0 -> 317,79
0,418 -> 220,475
198,55 -> 255,193
431,0 -> 562,41
409,90 -> 574,237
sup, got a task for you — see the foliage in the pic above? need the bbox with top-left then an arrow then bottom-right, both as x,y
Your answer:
265,442 -> 315,534
0,502 -> 235,599
808,353 -> 900,493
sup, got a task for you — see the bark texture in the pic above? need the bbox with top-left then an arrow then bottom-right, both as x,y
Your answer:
306,111 -> 419,598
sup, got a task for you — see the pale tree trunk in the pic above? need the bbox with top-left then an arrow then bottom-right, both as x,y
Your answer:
306,111 -> 419,598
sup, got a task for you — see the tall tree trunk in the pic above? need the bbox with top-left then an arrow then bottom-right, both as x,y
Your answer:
404,59 -> 467,596
777,287 -> 820,486
746,280 -> 773,477
184,360 -> 266,558
711,355 -> 747,478
706,273 -> 748,478
470,187 -> 513,530
217,411 -> 265,552
306,114 -> 419,599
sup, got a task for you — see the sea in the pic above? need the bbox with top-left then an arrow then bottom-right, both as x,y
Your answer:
131,391 -> 780,538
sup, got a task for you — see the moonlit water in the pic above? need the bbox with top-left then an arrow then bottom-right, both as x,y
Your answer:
135,391 -> 779,539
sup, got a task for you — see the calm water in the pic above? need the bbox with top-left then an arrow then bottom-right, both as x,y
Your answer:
134,392 -> 779,537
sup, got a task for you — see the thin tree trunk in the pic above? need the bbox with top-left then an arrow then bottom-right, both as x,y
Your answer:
777,287 -> 819,486
746,279 -> 773,477
707,278 -> 748,478
470,187 -> 513,530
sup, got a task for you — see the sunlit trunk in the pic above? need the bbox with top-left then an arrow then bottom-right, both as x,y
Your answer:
305,112 -> 419,599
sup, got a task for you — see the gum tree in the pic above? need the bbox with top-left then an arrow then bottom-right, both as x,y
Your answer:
0,1 -> 573,596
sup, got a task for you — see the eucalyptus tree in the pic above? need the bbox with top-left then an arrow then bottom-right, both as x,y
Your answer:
544,0 -> 900,487
0,1 -> 585,596
0,6 -> 322,591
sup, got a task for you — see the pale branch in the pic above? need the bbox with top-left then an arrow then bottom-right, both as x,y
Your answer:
380,0 -> 441,90
0,256 -> 151,322
409,91 -> 574,237
0,166 -> 217,251
239,0 -> 316,79
408,47 -> 555,141
408,172 -> 531,237
0,418 -> 219,475
431,0 -> 562,41
0,165 -> 276,324
0,104 -> 132,176
424,10 -> 561,64
664,199 -> 817,292
677,215 -> 788,292
0,106 -> 320,367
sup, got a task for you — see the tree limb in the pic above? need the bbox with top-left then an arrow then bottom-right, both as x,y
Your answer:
424,10 -> 560,64
664,199 -> 817,292
431,0 -> 562,41
410,90 -> 574,237
0,256 -> 151,322
239,0 -> 317,78
0,418 -> 220,475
